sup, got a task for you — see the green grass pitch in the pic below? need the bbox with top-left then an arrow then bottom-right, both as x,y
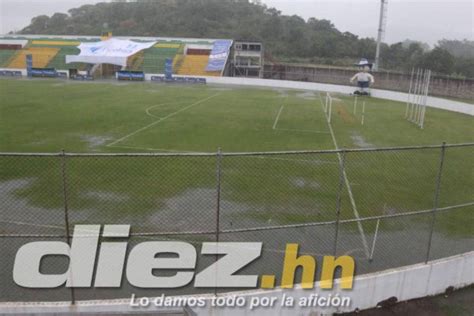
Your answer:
0,79 -> 473,239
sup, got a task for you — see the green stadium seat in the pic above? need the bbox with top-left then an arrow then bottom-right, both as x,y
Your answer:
0,50 -> 19,68
142,47 -> 179,74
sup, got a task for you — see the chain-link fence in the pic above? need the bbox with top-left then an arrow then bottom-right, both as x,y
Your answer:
0,143 -> 473,303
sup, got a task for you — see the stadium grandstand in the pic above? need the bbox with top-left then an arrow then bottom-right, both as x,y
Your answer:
0,35 -> 245,78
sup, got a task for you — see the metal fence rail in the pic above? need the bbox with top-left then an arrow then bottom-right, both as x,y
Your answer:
0,143 -> 473,303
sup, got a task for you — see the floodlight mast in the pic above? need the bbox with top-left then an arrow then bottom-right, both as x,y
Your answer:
374,0 -> 388,71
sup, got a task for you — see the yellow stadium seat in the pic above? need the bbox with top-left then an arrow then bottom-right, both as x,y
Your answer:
32,40 -> 80,46
8,47 -> 60,69
173,54 -> 185,69
155,43 -> 182,49
176,55 -> 221,77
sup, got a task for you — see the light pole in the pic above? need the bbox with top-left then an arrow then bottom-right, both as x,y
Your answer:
374,0 -> 388,71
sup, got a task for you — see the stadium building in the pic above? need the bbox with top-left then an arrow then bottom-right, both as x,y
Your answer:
0,34 -> 263,79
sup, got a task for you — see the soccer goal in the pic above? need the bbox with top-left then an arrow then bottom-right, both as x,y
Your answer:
405,68 -> 432,129
324,92 -> 333,123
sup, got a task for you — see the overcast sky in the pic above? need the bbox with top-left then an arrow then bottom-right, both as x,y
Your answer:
0,0 -> 472,46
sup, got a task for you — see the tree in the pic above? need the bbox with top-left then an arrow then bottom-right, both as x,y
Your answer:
48,13 -> 69,34
17,0 -> 471,77
23,15 -> 50,33
421,47 -> 455,75
437,39 -> 474,59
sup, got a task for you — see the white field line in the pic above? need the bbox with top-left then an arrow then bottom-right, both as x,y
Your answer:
273,104 -> 285,130
272,99 -> 329,134
107,93 -> 220,147
318,93 -> 371,259
275,127 -> 330,134
145,101 -> 187,119
369,219 -> 381,261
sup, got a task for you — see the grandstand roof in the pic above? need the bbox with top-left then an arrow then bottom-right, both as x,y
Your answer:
0,39 -> 28,47
0,35 -> 230,45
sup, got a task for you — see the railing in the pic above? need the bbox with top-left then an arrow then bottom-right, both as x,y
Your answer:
0,143 -> 473,303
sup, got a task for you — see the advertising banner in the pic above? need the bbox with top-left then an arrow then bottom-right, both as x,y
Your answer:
206,40 -> 233,72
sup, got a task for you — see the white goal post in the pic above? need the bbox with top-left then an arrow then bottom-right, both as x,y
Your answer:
325,92 -> 333,123
406,68 -> 432,129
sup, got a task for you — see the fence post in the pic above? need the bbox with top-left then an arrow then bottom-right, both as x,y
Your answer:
333,149 -> 347,256
425,142 -> 446,264
61,150 -> 75,305
214,148 -> 223,295
215,148 -> 223,243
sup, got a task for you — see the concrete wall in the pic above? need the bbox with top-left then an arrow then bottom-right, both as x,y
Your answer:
1,252 -> 472,315
201,251 -> 474,315
264,64 -> 474,100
